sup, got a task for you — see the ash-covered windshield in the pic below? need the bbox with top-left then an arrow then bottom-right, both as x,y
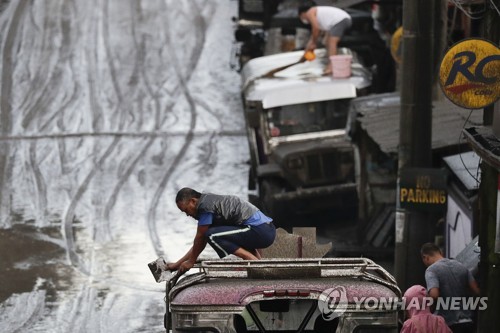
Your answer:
236,299 -> 338,332
266,99 -> 350,138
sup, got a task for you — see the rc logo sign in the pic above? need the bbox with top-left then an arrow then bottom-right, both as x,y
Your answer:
439,38 -> 500,109
317,287 -> 348,321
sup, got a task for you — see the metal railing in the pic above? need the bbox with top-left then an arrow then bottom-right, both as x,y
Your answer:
168,257 -> 400,298
200,258 -> 399,294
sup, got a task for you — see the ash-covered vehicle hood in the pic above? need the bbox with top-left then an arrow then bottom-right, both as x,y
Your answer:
269,134 -> 351,163
241,49 -> 371,109
264,136 -> 356,189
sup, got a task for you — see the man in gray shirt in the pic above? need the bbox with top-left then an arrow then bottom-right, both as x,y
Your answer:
421,243 -> 480,333
167,188 -> 276,275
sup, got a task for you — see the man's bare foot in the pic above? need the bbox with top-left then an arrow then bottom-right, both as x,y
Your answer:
234,247 -> 259,260
251,249 -> 262,259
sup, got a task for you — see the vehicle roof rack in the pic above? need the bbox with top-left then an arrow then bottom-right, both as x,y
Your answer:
172,258 -> 400,296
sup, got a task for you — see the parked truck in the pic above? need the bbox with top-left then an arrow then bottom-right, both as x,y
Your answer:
241,48 -> 371,224
233,0 -> 397,225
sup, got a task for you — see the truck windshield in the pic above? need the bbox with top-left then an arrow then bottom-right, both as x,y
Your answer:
266,100 -> 349,137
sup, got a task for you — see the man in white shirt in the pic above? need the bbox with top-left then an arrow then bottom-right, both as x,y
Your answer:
298,1 -> 352,74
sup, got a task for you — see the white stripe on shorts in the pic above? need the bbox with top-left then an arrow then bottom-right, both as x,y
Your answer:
209,226 -> 251,257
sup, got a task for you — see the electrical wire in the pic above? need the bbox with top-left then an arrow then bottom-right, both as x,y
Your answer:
489,0 -> 500,16
448,0 -> 487,20
458,109 -> 481,185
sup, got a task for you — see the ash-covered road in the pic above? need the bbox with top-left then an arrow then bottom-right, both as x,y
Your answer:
0,1 -> 248,331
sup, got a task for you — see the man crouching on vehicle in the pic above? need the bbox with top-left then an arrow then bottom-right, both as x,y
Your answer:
166,187 -> 276,274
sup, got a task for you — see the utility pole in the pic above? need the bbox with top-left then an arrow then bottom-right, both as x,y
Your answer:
477,4 -> 500,331
395,0 -> 436,290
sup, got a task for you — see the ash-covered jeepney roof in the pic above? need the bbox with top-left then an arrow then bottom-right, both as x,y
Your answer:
241,49 -> 371,109
169,258 -> 401,307
171,278 -> 399,306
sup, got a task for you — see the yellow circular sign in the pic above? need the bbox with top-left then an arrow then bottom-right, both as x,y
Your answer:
390,26 -> 403,64
439,38 -> 500,109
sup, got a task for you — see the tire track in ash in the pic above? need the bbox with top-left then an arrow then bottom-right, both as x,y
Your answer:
51,81 -> 79,176
55,1 -> 105,186
102,3 -> 163,238
61,0 -> 137,270
25,0 -> 80,227
2,2 -> 47,120
54,2 -> 106,275
95,1 -> 151,242
146,1 -> 214,257
27,143 -> 48,225
0,0 -> 30,227
100,1 -> 207,237
19,0 -> 70,130
43,1 -> 85,177
101,2 -> 172,240
5,0 -> 81,228
191,98 -> 224,180
91,1 -> 188,244
85,1 -> 105,133
63,1 -> 119,248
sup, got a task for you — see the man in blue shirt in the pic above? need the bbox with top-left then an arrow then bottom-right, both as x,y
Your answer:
166,187 -> 276,274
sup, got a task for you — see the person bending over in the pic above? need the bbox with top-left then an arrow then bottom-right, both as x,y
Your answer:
298,1 -> 352,74
166,187 -> 276,274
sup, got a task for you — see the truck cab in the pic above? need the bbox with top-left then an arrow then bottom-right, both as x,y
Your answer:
164,258 -> 401,332
241,49 -> 370,223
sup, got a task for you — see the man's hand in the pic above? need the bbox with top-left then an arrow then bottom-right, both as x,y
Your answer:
178,260 -> 195,274
166,262 -> 180,271
428,287 -> 440,300
306,40 -> 316,52
469,280 -> 480,296
301,50 -> 315,62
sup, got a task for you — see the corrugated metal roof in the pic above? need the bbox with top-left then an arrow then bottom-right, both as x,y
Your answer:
352,93 -> 484,155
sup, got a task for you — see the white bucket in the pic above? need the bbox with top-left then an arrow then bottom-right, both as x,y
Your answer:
329,55 -> 352,78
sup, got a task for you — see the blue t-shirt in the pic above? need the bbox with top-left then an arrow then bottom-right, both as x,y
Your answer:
198,211 -> 272,226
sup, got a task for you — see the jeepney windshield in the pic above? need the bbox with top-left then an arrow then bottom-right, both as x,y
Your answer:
237,299 -> 338,332
266,100 -> 349,138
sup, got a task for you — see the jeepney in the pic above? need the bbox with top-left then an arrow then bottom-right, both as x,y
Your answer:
241,48 -> 371,222
162,258 -> 401,332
